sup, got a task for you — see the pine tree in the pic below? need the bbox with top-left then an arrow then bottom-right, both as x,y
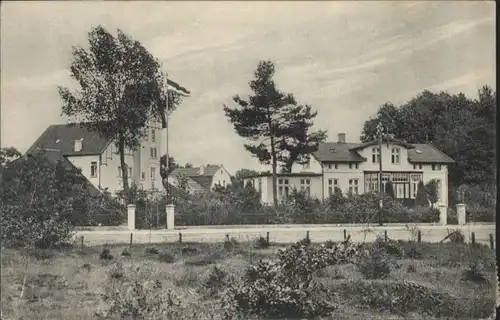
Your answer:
223,60 -> 326,207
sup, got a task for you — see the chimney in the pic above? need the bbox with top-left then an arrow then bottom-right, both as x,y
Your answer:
199,165 -> 205,175
74,139 -> 83,152
337,133 -> 346,143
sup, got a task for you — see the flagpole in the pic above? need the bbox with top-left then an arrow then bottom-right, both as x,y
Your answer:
165,72 -> 170,204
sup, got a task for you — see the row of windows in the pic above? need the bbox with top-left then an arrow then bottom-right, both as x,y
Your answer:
105,145 -> 158,160
117,166 -> 157,180
324,163 -> 359,170
371,147 -> 401,164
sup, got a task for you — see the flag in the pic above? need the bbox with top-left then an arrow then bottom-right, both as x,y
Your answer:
167,79 -> 191,97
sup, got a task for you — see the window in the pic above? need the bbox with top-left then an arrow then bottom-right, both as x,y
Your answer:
372,147 -> 380,163
151,129 -> 156,142
391,148 -> 400,164
349,179 -> 359,194
278,179 -> 290,198
90,161 -> 98,178
128,167 -> 133,177
258,178 -> 262,193
118,166 -> 122,177
151,180 -> 155,189
141,172 -> 145,180
300,179 -> 311,196
150,167 -> 156,180
325,163 -> 339,170
436,179 -> 442,201
150,147 -> 158,159
349,163 -> 359,169
328,179 -> 339,196
432,164 -> 441,171
107,145 -> 113,160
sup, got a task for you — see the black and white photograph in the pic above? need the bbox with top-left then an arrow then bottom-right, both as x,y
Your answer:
0,1 -> 497,319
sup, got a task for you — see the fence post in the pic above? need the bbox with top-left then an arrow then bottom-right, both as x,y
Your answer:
417,230 -> 421,243
80,236 -> 84,249
266,232 -> 270,245
225,234 -> 230,242
129,233 -> 133,248
343,229 -> 347,240
489,234 -> 494,250
384,230 -> 388,242
178,232 -> 182,244
306,231 -> 310,241
471,232 -> 476,245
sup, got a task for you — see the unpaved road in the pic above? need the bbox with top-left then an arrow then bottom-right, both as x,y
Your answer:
75,224 -> 495,246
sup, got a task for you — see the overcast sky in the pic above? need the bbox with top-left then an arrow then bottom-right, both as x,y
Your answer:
1,1 -> 495,174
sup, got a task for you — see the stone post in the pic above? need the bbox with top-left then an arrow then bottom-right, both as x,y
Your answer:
166,204 -> 175,230
456,203 -> 466,225
127,204 -> 136,231
438,204 -> 447,226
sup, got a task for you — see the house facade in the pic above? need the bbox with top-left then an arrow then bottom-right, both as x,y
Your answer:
168,165 -> 232,192
244,133 -> 454,207
26,121 -> 164,196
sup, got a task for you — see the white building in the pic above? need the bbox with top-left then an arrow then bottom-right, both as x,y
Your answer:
25,120 -> 164,196
244,133 -> 454,207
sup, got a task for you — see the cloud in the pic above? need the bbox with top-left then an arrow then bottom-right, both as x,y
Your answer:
1,1 -> 496,172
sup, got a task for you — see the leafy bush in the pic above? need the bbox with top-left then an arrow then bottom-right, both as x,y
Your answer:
463,261 -> 489,283
371,236 -> 404,258
202,265 -> 228,297
158,250 -> 176,263
254,236 -> 270,249
145,247 -> 159,255
357,246 -> 394,279
222,239 -> 361,319
98,278 -> 180,319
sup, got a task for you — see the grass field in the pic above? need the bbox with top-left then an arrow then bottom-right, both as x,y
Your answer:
1,238 -> 497,320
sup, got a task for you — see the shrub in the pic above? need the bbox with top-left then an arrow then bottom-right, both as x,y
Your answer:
121,248 -> 130,257
145,247 -> 159,254
371,236 -> 404,258
100,248 -> 113,260
97,279 -> 181,319
463,261 -> 489,283
202,265 -> 228,297
254,236 -> 270,249
158,250 -> 176,263
357,246 -> 393,279
1,150 -> 122,249
223,236 -> 239,252
222,239 -> 361,319
184,250 -> 226,267
446,229 -> 465,244
109,262 -> 124,279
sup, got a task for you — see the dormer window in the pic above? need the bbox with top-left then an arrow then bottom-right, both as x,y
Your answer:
302,159 -> 310,170
432,164 -> 441,171
391,147 -> 401,164
372,147 -> 380,163
74,139 -> 83,152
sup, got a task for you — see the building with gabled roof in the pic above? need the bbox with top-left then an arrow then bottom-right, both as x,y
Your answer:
168,165 -> 232,193
244,133 -> 454,208
25,121 -> 164,197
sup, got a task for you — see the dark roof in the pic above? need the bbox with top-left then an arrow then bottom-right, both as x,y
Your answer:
349,136 -> 414,151
313,142 -> 366,163
26,123 -> 111,157
407,144 -> 455,164
170,165 -> 220,177
313,140 -> 453,164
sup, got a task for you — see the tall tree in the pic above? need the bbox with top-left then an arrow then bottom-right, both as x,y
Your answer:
58,25 -> 169,202
223,60 -> 326,207
277,105 -> 327,173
